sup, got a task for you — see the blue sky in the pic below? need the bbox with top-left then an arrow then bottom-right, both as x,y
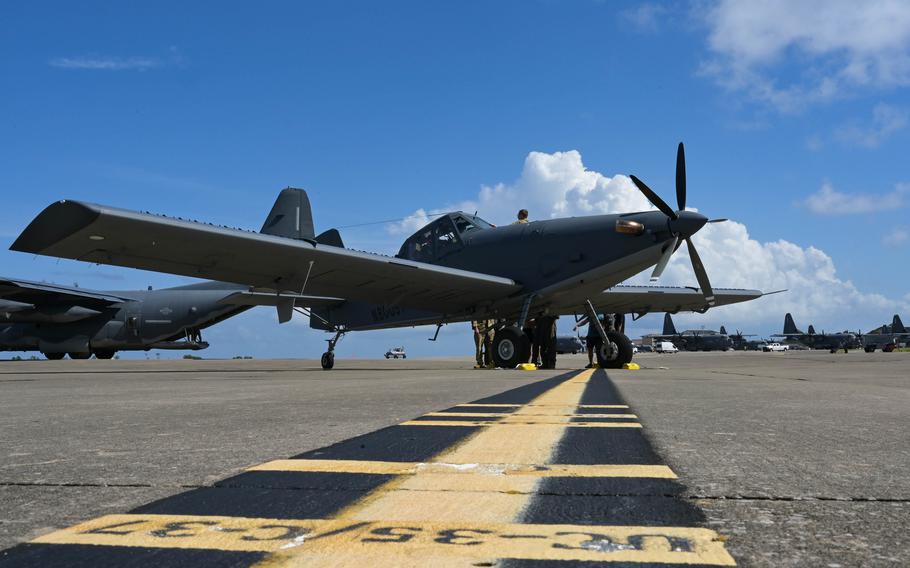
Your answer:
1,1 -> 908,358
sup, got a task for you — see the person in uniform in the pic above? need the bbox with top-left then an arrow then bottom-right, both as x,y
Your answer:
473,319 -> 497,368
513,209 -> 529,224
575,313 -> 608,369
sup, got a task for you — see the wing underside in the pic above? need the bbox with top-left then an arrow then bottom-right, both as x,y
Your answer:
592,285 -> 764,315
12,200 -> 522,315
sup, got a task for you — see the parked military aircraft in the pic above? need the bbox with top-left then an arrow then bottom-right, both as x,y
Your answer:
774,313 -> 861,353
650,313 -> 733,351
11,143 -> 768,369
0,278 -> 251,359
721,325 -> 763,350
861,314 -> 909,352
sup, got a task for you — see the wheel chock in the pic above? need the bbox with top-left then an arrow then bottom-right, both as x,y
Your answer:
517,363 -> 538,371
623,362 -> 641,370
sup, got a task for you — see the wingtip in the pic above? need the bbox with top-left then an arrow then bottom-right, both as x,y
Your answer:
10,200 -> 100,254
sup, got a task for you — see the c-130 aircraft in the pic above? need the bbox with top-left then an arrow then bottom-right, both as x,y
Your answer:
11,144 -> 768,369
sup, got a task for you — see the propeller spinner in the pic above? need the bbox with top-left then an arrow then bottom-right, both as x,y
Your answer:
630,142 -> 718,307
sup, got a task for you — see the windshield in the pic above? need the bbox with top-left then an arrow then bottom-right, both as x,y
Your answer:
453,214 -> 493,234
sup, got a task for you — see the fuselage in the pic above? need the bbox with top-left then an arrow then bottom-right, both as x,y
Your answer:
0,282 -> 248,356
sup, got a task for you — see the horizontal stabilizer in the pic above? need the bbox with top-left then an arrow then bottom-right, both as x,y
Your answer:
315,228 -> 344,248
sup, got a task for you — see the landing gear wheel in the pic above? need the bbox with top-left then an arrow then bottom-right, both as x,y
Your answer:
94,349 -> 116,360
321,352 -> 335,370
596,331 -> 634,369
492,326 -> 531,368
68,352 -> 91,360
43,352 -> 65,360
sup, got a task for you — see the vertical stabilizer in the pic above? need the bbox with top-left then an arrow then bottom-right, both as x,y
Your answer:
663,313 -> 678,336
894,314 -> 906,334
807,324 -> 816,335
720,325 -> 728,335
783,313 -> 802,335
260,188 -> 316,240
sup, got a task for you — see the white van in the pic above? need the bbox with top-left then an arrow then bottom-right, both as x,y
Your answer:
655,341 -> 678,353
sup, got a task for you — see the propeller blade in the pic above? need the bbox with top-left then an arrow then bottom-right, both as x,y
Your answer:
676,142 -> 686,211
650,236 -> 678,282
630,175 -> 678,220
707,218 -> 727,223
685,237 -> 715,307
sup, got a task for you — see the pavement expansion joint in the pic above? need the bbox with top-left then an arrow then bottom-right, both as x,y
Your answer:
1,368 -> 739,566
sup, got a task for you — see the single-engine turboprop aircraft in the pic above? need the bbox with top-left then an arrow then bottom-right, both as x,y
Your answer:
0,278 -> 251,359
11,143 -> 768,369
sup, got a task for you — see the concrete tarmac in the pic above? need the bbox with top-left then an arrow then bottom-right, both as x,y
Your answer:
0,351 -> 907,565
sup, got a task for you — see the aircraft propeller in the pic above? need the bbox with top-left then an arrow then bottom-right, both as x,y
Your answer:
630,142 -> 719,307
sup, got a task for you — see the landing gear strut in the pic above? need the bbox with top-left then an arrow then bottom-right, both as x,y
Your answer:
321,329 -> 345,370
584,300 -> 634,369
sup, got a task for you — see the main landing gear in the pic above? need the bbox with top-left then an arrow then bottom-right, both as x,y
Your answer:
321,329 -> 345,370
491,326 -> 531,368
584,300 -> 634,369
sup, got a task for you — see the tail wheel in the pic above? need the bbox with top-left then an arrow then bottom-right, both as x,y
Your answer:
321,352 -> 335,370
94,349 -> 116,360
597,331 -> 634,369
492,326 -> 531,368
43,352 -> 65,360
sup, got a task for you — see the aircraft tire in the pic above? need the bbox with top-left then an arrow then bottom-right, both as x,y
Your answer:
492,326 -> 530,368
321,352 -> 335,370
94,349 -> 116,360
68,352 -> 92,360
43,352 -> 65,361
597,331 -> 634,369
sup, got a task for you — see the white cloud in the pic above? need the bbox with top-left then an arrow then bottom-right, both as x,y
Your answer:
835,103 -> 909,147
803,182 -> 908,215
622,3 -> 669,33
883,226 -> 909,246
49,56 -> 162,71
399,149 -> 909,332
700,0 -> 910,111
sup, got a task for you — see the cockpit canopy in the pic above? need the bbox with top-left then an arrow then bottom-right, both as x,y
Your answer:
397,212 -> 493,263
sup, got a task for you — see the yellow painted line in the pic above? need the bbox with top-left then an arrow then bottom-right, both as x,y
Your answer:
249,459 -> 677,479
33,514 -> 735,565
423,412 -> 639,419
401,420 -> 643,428
456,403 -> 630,409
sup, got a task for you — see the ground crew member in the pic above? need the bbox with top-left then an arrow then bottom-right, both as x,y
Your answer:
472,320 -> 485,368
472,319 -> 497,368
535,316 -> 558,369
575,313 -> 608,369
513,209 -> 529,224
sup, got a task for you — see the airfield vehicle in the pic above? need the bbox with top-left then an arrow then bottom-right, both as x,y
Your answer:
655,341 -> 678,353
0,278 -> 258,360
763,342 -> 788,352
12,143 -> 768,370
555,335 -> 584,354
384,347 -> 406,359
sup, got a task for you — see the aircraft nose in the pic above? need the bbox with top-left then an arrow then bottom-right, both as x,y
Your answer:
669,210 -> 708,238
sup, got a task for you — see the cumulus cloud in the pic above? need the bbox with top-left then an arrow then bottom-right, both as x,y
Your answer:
700,0 -> 910,112
834,103 -> 909,147
803,182 -> 908,215
398,149 -> 908,331
883,226 -> 909,247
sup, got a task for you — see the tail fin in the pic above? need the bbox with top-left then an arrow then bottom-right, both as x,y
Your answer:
720,325 -> 728,335
894,314 -> 906,334
315,228 -> 344,248
663,313 -> 678,336
807,324 -> 816,335
260,188 -> 315,240
783,313 -> 802,335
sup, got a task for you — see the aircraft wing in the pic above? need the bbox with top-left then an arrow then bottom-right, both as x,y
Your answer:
219,290 -> 345,308
0,277 -> 133,309
594,285 -> 764,315
11,201 -> 521,314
